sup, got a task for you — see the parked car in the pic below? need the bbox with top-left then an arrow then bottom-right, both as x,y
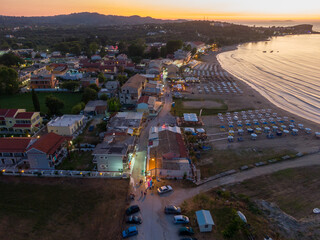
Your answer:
157,185 -> 173,194
173,215 -> 189,224
164,205 -> 181,214
122,226 -> 138,238
126,215 -> 142,224
180,238 -> 198,240
126,205 -> 140,216
179,227 -> 194,236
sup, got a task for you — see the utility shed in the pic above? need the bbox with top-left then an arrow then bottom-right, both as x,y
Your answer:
196,210 -> 214,232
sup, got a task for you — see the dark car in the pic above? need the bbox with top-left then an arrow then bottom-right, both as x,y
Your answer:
122,226 -> 138,238
164,205 -> 181,214
126,205 -> 140,216
179,227 -> 194,236
126,215 -> 142,224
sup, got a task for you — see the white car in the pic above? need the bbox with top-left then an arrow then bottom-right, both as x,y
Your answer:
173,215 -> 189,224
157,185 -> 173,194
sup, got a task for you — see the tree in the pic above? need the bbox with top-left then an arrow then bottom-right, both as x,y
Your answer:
89,83 -> 100,92
116,75 -> 128,86
191,47 -> 197,56
98,72 -> 106,83
82,88 -> 97,103
71,102 -> 85,114
89,42 -> 99,55
0,53 -> 25,67
45,95 -> 64,116
61,81 -> 80,92
118,41 -> 127,53
31,89 -> 40,112
160,46 -> 167,58
128,43 -> 145,59
166,40 -> 183,54
107,97 -> 121,112
149,46 -> 160,59
0,66 -> 19,95
100,93 -> 108,101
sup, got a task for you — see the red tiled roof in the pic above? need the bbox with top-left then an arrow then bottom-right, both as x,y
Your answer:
0,109 -> 19,118
13,124 -> 32,128
27,132 -> 66,155
0,137 -> 34,153
15,112 -> 34,119
175,133 -> 188,158
138,96 -> 149,104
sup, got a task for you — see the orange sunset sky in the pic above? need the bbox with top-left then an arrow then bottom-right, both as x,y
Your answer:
1,0 -> 320,21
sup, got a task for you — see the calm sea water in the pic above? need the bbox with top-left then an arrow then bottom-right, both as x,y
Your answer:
217,34 -> 320,124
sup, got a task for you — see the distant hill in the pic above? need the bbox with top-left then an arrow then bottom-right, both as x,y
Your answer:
0,12 -> 187,27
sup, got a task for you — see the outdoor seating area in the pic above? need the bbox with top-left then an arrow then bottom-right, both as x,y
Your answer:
215,109 -> 318,142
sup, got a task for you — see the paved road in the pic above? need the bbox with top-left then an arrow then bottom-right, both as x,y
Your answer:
129,149 -> 320,240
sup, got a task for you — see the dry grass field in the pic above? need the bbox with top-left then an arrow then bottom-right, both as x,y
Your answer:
0,176 -> 129,240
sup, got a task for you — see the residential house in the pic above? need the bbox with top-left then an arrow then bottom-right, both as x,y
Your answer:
80,77 -> 99,88
0,137 -> 36,167
143,82 -> 162,96
174,49 -> 191,62
98,81 -> 120,98
147,125 -> 192,179
137,96 -> 162,117
92,132 -> 135,172
107,112 -> 143,135
30,70 -> 58,89
27,132 -> 70,169
119,74 -> 147,105
47,115 -> 86,136
0,109 -> 42,134
83,100 -> 108,116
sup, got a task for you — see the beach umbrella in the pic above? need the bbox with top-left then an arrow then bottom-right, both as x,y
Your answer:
283,130 -> 289,134
234,116 -> 239,121
305,128 -> 311,134
238,129 -> 244,134
292,129 -> 298,136
315,132 -> 320,138
228,136 -> 234,142
271,121 -> 276,124
263,121 -> 268,125
289,124 -> 295,129
256,127 -> 262,131
251,133 -> 257,140
290,120 -> 295,123
254,122 -> 260,126
264,127 -> 270,133
229,130 -> 235,134
237,120 -> 242,124
238,124 -> 243,127
246,123 -> 251,126
298,123 -> 304,129
279,120 -> 284,123
273,126 -> 278,131
229,124 -> 234,128
247,128 -> 254,133
281,125 -> 286,129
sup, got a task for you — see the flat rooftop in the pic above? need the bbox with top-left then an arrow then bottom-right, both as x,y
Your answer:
47,115 -> 85,127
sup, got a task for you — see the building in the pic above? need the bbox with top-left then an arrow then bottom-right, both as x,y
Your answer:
80,77 -> 99,88
147,125 -> 192,179
108,112 -> 143,135
92,132 -> 135,172
0,137 -> 36,167
83,100 -> 108,116
119,74 -> 147,105
98,81 -> 120,98
174,49 -> 191,62
188,41 -> 206,53
26,132 -> 70,169
137,96 -> 162,117
0,109 -> 42,134
30,70 -> 58,89
143,82 -> 162,96
196,210 -> 214,232
47,115 -> 85,136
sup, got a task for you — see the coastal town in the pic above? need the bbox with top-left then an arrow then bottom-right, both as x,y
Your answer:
0,13 -> 320,240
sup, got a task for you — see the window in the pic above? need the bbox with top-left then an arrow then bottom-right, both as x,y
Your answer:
204,225 -> 208,228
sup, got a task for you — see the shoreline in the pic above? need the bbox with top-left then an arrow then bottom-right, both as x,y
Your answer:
212,42 -> 320,130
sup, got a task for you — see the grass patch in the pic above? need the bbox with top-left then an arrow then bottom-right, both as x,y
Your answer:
181,189 -> 279,240
229,166 -> 320,220
171,98 -> 228,117
56,151 -> 95,171
0,177 -> 129,240
198,148 -> 297,178
0,92 -> 83,114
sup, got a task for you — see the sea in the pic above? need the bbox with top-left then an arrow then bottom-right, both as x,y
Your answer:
217,34 -> 320,124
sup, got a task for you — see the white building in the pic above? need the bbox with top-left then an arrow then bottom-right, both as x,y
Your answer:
196,210 -> 215,232
47,115 -> 85,136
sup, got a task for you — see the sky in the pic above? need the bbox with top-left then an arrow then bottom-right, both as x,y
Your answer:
1,0 -> 320,21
